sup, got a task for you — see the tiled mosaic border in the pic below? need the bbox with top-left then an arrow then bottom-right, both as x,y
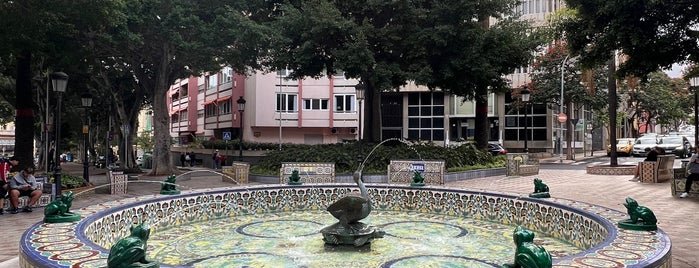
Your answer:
19,184 -> 671,268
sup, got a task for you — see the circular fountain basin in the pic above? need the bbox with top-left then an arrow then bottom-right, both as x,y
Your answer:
19,184 -> 671,267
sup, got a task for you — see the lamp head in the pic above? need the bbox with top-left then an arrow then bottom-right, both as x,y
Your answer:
50,72 -> 69,93
355,81 -> 366,100
520,86 -> 531,102
236,96 -> 246,112
81,92 -> 93,108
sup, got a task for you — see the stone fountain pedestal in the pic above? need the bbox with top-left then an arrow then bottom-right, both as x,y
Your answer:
320,222 -> 385,247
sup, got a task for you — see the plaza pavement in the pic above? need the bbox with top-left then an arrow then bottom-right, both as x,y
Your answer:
0,154 -> 697,268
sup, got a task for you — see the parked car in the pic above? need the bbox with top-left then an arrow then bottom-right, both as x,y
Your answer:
487,143 -> 507,156
657,135 -> 691,158
607,138 -> 634,156
632,137 -> 658,157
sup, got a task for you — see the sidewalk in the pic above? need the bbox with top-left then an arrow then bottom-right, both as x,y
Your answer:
1,159 -> 697,267
538,150 -> 607,164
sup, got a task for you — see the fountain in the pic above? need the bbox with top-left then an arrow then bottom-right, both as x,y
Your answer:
18,141 -> 672,267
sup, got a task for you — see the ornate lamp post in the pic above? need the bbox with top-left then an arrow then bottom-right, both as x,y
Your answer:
81,93 -> 92,183
236,96 -> 246,161
51,72 -> 68,197
520,86 -> 531,153
691,77 -> 699,149
355,81 -> 366,165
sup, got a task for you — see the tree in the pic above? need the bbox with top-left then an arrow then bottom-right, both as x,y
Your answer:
634,72 -> 689,132
412,1 -> 543,149
563,0 -> 699,78
87,0 -> 273,175
268,0 -> 542,148
0,0 -> 123,168
529,42 -> 607,159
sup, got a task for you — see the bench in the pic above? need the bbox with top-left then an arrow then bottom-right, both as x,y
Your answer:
221,162 -> 250,184
506,153 -> 540,176
639,155 -> 675,183
671,161 -> 699,197
3,176 -> 54,210
279,162 -> 335,184
387,160 -> 445,185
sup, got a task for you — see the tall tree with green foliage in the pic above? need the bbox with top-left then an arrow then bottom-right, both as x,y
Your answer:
529,42 -> 607,159
412,1 -> 543,149
563,0 -> 699,78
0,0 -> 123,168
90,0 -> 272,175
268,0 -> 542,147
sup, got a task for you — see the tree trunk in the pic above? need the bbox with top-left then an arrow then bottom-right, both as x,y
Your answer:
474,94 -> 489,149
15,51 -> 34,168
608,55 -> 618,167
368,80 -> 381,143
149,44 -> 176,175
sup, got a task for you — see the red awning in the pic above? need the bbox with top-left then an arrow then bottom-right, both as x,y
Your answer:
216,95 -> 232,102
202,99 -> 216,106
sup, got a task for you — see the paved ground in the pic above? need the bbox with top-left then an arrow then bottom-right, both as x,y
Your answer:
0,154 -> 697,267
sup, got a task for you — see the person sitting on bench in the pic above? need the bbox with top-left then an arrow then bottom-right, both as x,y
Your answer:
681,148 -> 699,198
8,167 -> 42,213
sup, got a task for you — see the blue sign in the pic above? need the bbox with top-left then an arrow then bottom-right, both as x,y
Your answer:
409,163 -> 425,173
222,132 -> 232,141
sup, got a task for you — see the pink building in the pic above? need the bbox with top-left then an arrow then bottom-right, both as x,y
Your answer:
168,69 -> 362,146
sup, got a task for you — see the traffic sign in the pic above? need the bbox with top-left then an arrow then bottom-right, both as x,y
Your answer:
557,113 -> 567,123
222,131 -> 232,141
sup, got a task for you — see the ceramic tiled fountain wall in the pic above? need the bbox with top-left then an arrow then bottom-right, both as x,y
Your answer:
83,186 -> 607,250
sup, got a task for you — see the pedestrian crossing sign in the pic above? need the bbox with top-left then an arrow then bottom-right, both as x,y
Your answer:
223,132 -> 232,141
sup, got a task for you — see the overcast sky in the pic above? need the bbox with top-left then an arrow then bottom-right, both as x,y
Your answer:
664,63 -> 685,78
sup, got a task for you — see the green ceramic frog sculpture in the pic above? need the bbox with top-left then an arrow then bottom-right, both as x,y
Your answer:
504,226 -> 552,268
44,191 -> 81,223
617,197 -> 657,231
410,170 -> 425,187
528,178 -> 550,198
288,170 -> 302,185
107,223 -> 159,268
160,175 -> 180,195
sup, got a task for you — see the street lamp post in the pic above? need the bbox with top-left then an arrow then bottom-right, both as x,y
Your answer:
355,81 -> 366,165
691,77 -> 699,149
236,96 -> 246,161
51,72 -> 68,198
520,86 -> 531,153
81,93 -> 92,183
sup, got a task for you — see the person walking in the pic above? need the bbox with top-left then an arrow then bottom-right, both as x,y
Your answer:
680,147 -> 699,198
212,150 -> 221,169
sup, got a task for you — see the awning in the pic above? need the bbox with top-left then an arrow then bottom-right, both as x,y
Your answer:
202,99 -> 216,106
216,95 -> 232,102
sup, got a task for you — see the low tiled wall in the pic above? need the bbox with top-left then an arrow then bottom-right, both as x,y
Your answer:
279,162 -> 335,183
387,160 -> 445,185
20,185 -> 672,268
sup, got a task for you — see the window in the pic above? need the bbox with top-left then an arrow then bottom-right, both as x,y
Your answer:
171,114 -> 179,122
197,109 -> 204,118
207,74 -> 218,90
204,103 -> 217,117
180,83 -> 188,98
222,67 -> 232,83
219,99 -> 231,115
276,93 -> 298,112
406,92 -> 445,141
303,99 -> 329,110
503,92 -> 547,141
180,110 -> 188,121
334,94 -> 356,112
